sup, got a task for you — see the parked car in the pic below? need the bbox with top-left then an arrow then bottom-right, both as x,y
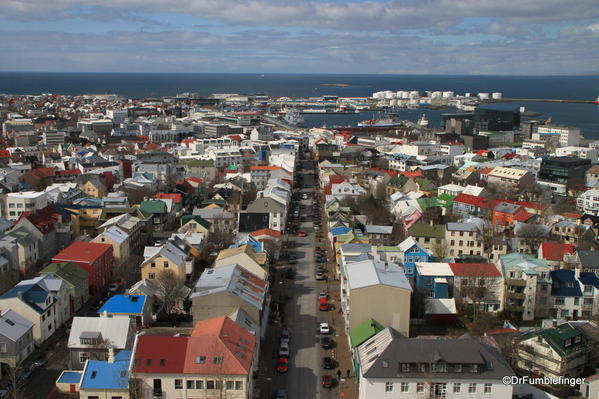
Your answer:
315,272 -> 326,280
321,336 -> 333,349
298,230 -> 307,237
318,292 -> 328,300
322,375 -> 333,388
275,389 -> 287,399
319,299 -> 328,311
319,323 -> 330,334
279,342 -> 290,357
276,357 -> 289,373
323,357 -> 335,369
280,329 -> 290,344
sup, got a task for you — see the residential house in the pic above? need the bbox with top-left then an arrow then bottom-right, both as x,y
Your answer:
245,195 -> 286,232
193,208 -> 237,234
214,244 -> 267,280
452,193 -> 492,219
492,202 -> 533,227
67,314 -> 135,370
98,294 -> 152,327
140,200 -> 170,229
357,329 -> 513,399
92,226 -> 130,266
141,240 -> 192,282
500,253 -> 552,320
445,222 -> 484,257
40,262 -> 90,315
97,213 -> 148,255
52,241 -> 114,295
408,223 -> 446,254
178,215 -> 211,236
550,269 -> 584,320
487,166 -> 535,191
0,309 -> 35,369
78,349 -> 131,399
577,250 -> 599,273
414,262 -> 454,299
579,272 -> 599,319
538,242 -> 575,269
365,225 -> 394,246
515,324 -> 587,379
5,191 -> 49,221
341,259 -> 412,337
449,262 -> 504,312
6,222 -> 42,274
190,264 -> 267,328
132,316 -> 257,399
397,237 -> 433,278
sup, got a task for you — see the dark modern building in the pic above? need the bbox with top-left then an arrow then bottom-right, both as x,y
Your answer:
537,156 -> 591,185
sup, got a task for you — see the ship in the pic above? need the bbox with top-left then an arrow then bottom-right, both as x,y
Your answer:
283,108 -> 305,126
417,114 -> 429,127
595,97 -> 599,105
357,118 -> 403,127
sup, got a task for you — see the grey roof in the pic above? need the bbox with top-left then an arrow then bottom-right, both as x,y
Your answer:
494,202 -> 521,214
359,328 -> 513,380
346,260 -> 412,291
340,243 -> 373,255
578,250 -> 599,269
0,310 -> 34,342
365,225 -> 393,235
446,222 -> 479,232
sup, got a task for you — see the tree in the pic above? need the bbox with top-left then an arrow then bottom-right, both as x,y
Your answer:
0,270 -> 20,295
431,240 -> 448,260
154,269 -> 184,314
123,186 -> 151,206
5,362 -> 25,399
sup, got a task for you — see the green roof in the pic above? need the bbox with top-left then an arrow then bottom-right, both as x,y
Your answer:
7,226 -> 35,246
415,177 -> 436,190
520,324 -> 583,357
417,197 -> 441,210
438,193 -> 456,208
140,200 -> 167,214
181,215 -> 212,229
408,223 -> 446,238
40,262 -> 89,288
350,318 -> 385,348
180,159 -> 214,167
201,199 -> 227,208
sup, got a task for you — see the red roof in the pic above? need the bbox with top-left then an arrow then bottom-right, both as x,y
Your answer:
485,328 -> 520,335
186,177 -> 202,184
329,175 -> 346,185
540,242 -> 575,261
250,228 -> 282,239
514,210 -> 533,222
448,263 -> 502,278
369,167 -> 398,176
250,165 -> 281,171
227,135 -> 243,142
479,167 -> 494,175
502,153 -> 517,159
156,193 -> 183,204
133,316 -> 256,375
18,204 -> 60,233
56,169 -> 81,176
31,167 -> 56,178
0,150 -> 10,158
52,241 -> 112,264
401,170 -> 423,179
562,212 -> 583,219
453,193 -> 492,209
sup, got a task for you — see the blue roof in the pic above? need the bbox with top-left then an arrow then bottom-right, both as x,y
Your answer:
98,295 -> 146,315
331,226 -> 352,236
58,371 -> 82,384
550,270 -> 583,297
0,284 -> 52,314
80,350 -> 131,390
579,272 -> 599,289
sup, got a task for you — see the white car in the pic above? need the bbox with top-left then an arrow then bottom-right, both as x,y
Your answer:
279,342 -> 290,357
319,323 -> 330,335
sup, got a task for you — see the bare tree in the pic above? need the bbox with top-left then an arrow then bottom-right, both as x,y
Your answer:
0,270 -> 20,295
431,240 -> 448,260
5,362 -> 25,399
154,269 -> 184,314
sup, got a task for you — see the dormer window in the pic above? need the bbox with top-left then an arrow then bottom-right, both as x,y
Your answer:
574,335 -> 581,344
564,339 -> 571,348
455,364 -> 462,372
469,364 -> 478,373
401,363 -> 409,372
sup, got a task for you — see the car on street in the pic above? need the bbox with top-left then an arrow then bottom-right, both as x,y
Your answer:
276,357 -> 289,373
302,193 -> 309,199
280,329 -> 290,344
108,282 -> 121,293
322,375 -> 333,388
274,389 -> 287,399
315,271 -> 325,280
285,268 -> 294,279
323,357 -> 335,369
319,323 -> 330,334
288,258 -> 297,264
298,230 -> 307,237
318,292 -> 328,300
321,336 -> 334,349
319,298 -> 328,311
279,342 -> 290,357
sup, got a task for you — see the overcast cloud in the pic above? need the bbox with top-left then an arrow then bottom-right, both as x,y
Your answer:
0,0 -> 598,74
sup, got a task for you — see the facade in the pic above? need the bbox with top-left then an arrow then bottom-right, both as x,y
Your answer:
5,191 -> 49,221
449,263 -> 504,312
487,166 -> 535,191
578,189 -> 599,215
40,262 -> 90,315
141,240 -> 192,281
0,310 -> 35,368
538,157 -> 591,185
445,223 -> 483,257
397,237 -> 433,278
357,328 -> 513,399
52,241 -> 114,295
536,125 -> 581,147
214,244 -> 267,280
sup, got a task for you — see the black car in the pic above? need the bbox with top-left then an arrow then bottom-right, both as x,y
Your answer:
323,357 -> 335,369
321,337 -> 334,349
285,268 -> 294,279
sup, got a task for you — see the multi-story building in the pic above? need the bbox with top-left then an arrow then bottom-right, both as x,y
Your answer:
445,222 -> 483,257
500,253 -> 552,320
0,310 -> 35,368
578,189 -> 599,215
487,166 -> 535,191
357,328 -> 514,399
535,125 -> 581,147
5,191 -> 49,221
538,156 -> 591,185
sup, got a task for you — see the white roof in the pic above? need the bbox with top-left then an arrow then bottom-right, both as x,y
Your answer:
68,315 -> 132,349
346,260 -> 412,291
102,226 -> 129,244
425,298 -> 457,315
415,262 -> 454,277
438,184 -> 465,192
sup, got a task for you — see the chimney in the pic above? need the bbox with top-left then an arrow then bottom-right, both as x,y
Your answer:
384,262 -> 389,272
101,310 -> 109,318
107,344 -> 115,363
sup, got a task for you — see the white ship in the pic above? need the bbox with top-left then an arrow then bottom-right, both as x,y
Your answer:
417,114 -> 429,127
283,108 -> 305,126
595,97 -> 599,105
357,118 -> 403,127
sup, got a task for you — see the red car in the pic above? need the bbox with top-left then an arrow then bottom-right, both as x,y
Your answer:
298,230 -> 307,237
276,357 -> 289,373
322,375 -> 333,388
319,298 -> 328,311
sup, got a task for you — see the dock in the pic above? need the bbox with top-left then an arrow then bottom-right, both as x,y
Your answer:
488,98 -> 595,104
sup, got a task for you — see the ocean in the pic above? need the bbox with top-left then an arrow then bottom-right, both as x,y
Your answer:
1,72 -> 598,138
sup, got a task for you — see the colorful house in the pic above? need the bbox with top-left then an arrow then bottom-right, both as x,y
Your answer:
398,236 -> 433,278
52,242 -> 114,294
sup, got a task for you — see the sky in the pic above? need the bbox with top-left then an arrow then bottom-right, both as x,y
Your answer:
0,0 -> 598,75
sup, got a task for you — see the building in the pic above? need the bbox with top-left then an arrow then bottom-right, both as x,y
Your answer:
535,125 -> 581,147
537,157 -> 591,185
214,244 -> 267,280
397,237 -> 433,278
132,316 -> 257,399
67,314 -> 134,370
357,328 -> 513,399
0,310 -> 35,369
445,222 -> 483,257
5,191 -> 49,221
98,294 -> 151,327
487,166 -> 535,191
365,225 -> 394,245
40,262 -> 90,315
407,223 -> 446,254
449,263 -> 504,312
141,240 -> 192,282
341,259 -> 412,337
515,324 -> 587,379
78,349 -> 131,399
578,189 -> 599,215
52,241 -> 114,295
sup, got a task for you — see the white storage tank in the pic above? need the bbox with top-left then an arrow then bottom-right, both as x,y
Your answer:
385,91 -> 396,99
492,92 -> 503,99
442,91 -> 454,98
478,92 -> 490,100
399,91 -> 409,99
431,91 -> 442,99
409,91 -> 420,99
465,92 -> 472,97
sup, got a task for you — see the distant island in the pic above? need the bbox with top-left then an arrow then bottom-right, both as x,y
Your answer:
320,83 -> 350,87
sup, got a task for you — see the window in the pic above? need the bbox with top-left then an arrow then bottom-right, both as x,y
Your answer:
401,363 -> 410,372
195,356 -> 206,364
79,352 -> 89,363
148,273 -> 156,279
207,380 -> 215,389
151,262 -> 156,268
163,261 -> 169,268
469,383 -> 476,393
454,364 -> 462,372
585,285 -> 593,293
196,380 -> 204,389
0,343 -> 6,353
187,380 -> 194,389
213,356 -> 223,364
226,381 -> 234,390
453,383 -> 461,393
235,381 -> 243,390
469,364 -> 478,373
174,379 -> 183,390
418,363 -> 426,372
417,383 -> 425,393
484,383 -> 492,393
399,383 -> 408,392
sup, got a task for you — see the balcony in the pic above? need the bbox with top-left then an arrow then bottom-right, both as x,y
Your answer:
506,278 -> 526,287
507,292 -> 526,300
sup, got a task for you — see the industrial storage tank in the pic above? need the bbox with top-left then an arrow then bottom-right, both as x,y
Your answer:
442,91 -> 454,98
478,93 -> 490,100
384,91 -> 397,99
431,91 -> 442,99
399,91 -> 409,99
492,92 -> 503,99
409,91 -> 420,99
465,93 -> 472,97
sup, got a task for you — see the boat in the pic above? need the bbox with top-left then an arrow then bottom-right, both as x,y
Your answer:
283,108 -> 305,126
417,114 -> 429,127
595,97 -> 599,105
357,118 -> 403,128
